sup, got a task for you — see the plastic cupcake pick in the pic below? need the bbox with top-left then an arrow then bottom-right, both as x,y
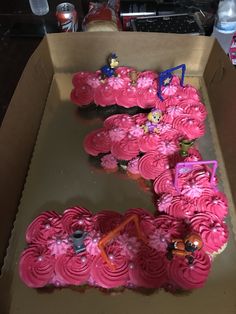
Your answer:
98,214 -> 147,270
174,160 -> 218,194
157,64 -> 186,101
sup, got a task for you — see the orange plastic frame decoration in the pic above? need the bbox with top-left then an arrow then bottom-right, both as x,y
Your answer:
98,214 -> 147,270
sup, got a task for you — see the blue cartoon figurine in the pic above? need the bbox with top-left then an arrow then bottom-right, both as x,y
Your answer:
142,109 -> 162,133
100,53 -> 119,80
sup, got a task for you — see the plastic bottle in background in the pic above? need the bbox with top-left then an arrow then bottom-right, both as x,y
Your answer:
29,0 -> 49,16
212,0 -> 236,53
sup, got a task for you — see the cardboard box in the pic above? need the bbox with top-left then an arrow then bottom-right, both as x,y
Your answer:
0,32 -> 236,314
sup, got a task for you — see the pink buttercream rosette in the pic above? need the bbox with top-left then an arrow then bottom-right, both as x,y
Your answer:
167,250 -> 212,291
61,206 -> 93,234
90,243 -> 130,289
19,245 -> 55,288
83,128 -> 111,156
26,211 -> 62,245
54,248 -> 91,285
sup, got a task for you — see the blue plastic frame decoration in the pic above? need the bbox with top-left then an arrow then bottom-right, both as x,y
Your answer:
157,64 -> 186,101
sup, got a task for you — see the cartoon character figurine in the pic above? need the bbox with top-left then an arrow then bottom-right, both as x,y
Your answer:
179,139 -> 195,157
71,230 -> 87,254
142,109 -> 162,133
167,233 -> 203,264
129,70 -> 138,86
100,53 -> 119,80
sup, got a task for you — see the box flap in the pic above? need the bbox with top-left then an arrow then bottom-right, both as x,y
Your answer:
204,40 -> 236,207
46,32 -> 214,75
0,37 -> 54,269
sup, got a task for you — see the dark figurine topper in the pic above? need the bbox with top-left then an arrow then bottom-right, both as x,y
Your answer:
179,139 -> 195,157
71,230 -> 87,254
167,233 -> 203,264
100,53 -> 119,79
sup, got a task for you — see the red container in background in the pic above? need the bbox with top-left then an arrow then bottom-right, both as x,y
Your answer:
56,2 -> 78,32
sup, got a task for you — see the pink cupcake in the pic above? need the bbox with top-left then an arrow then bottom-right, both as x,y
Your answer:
61,206 -> 93,234
188,212 -> 228,255
54,248 -> 91,285
129,245 -> 168,288
167,250 -> 212,290
195,190 -> 228,219
19,245 -> 55,288
101,154 -> 119,171
93,210 -> 123,234
83,128 -> 111,156
90,243 -> 129,289
26,211 -> 62,245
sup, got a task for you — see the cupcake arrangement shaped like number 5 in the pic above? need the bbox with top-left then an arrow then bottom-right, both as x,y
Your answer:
19,58 -> 229,295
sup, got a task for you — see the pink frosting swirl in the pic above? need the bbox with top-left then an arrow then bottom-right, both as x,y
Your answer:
196,190 -> 228,219
129,246 -> 168,288
48,234 -> 71,256
138,133 -> 160,152
94,83 -> 116,106
108,127 -> 127,142
173,116 -> 205,139
84,231 -> 101,256
180,168 -> 214,199
148,229 -> 171,252
72,71 -> 95,87
178,85 -> 200,101
19,245 -> 55,288
128,125 -> 144,138
86,72 -> 101,88
101,154 -> 118,171
137,87 -> 159,108
162,195 -> 196,219
156,120 -> 172,135
157,193 -> 173,213
153,169 -> 176,195
166,105 -> 184,121
189,212 -> 228,254
61,206 -> 93,234
83,128 -> 111,156
111,136 -> 139,160
54,249 -> 91,285
107,76 -> 126,90
167,250 -> 212,290
156,137 -> 179,156
26,211 -> 62,244
185,148 -> 203,162
127,157 -> 140,175
104,114 -> 134,130
137,70 -> 157,88
133,113 -> 149,125
70,83 -> 94,106
91,243 -> 129,288
116,86 -> 138,108
93,210 -> 123,234
124,208 -> 156,238
162,84 -> 178,97
138,152 -> 170,180
182,101 -> 207,122
154,215 -> 186,240
117,234 -> 141,259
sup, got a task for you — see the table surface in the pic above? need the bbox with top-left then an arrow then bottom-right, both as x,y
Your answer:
0,0 -> 84,125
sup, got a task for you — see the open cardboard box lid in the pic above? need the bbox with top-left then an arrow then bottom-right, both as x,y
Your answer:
0,32 -> 236,313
